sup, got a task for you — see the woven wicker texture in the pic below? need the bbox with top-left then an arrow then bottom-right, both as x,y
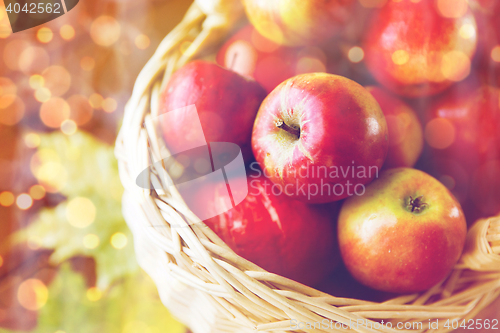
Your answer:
115,1 -> 500,332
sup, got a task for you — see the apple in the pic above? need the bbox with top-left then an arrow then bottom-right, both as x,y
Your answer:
468,0 -> 498,13
472,7 -> 500,87
189,174 -> 340,287
338,168 -> 467,293
242,0 -> 355,46
363,0 -> 477,97
422,83 -> 500,221
159,60 -> 267,161
216,25 -> 329,93
366,86 -> 423,168
251,73 -> 389,203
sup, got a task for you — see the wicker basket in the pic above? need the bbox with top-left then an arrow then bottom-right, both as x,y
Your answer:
115,1 -> 500,332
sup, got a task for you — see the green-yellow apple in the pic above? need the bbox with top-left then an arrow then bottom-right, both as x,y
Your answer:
242,0 -> 355,46
338,168 -> 467,293
216,24 -> 330,93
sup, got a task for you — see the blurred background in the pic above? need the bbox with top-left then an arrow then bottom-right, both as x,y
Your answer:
0,0 -> 192,331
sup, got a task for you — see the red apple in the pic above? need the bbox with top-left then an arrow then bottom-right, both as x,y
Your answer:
338,168 -> 467,293
242,0 -> 355,46
366,86 -> 424,168
216,25 -> 329,93
159,60 -> 267,160
423,83 -> 500,221
251,73 -> 389,203
189,174 -> 340,287
468,0 -> 499,13
363,0 -> 477,97
472,6 -> 500,87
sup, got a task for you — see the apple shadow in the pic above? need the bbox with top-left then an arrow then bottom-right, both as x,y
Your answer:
314,262 -> 399,303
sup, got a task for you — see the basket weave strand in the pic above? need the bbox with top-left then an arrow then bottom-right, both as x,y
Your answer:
115,1 -> 500,332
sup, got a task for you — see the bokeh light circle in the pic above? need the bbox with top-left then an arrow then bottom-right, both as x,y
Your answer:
0,191 -> 15,207
110,232 -> 127,249
34,88 -> 51,103
17,279 -> 48,311
66,197 -> 96,228
135,34 -> 150,49
29,185 -> 46,200
60,25 -> 75,40
441,51 -> 471,82
437,0 -> 468,18
40,97 -> 70,128
67,95 -> 93,125
3,40 -> 31,71
37,27 -> 53,43
83,234 -> 100,249
30,150 -> 68,193
60,119 -> 78,135
425,118 -> 456,149
89,93 -> 103,109
0,77 -> 17,109
90,16 -> 121,47
16,193 -> 33,210
392,50 -> 409,65
348,46 -> 364,63
18,46 -> 50,75
86,287 -> 102,301
29,74 -> 45,89
102,98 -> 117,113
24,132 -> 41,148
42,66 -> 71,97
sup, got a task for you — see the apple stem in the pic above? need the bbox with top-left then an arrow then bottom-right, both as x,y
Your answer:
275,119 -> 300,138
407,195 -> 428,213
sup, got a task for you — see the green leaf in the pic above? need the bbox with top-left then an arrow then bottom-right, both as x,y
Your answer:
0,264 -> 186,333
15,131 -> 138,289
